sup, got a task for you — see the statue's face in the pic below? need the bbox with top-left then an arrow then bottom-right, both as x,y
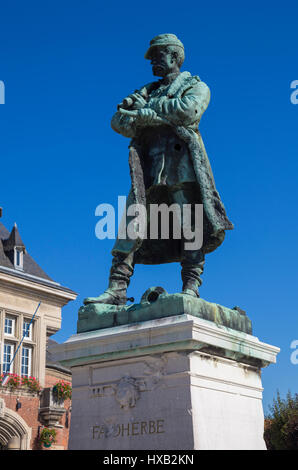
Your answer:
150,47 -> 177,77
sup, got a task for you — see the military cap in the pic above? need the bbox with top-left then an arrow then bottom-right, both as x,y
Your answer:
144,33 -> 184,60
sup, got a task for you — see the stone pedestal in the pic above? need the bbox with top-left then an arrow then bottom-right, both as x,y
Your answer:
51,309 -> 279,450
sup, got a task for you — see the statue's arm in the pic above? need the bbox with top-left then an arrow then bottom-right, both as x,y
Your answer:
111,103 -> 164,135
111,83 -> 156,138
151,80 -> 210,127
111,112 -> 137,138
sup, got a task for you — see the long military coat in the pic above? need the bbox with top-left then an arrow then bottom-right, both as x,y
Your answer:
110,71 -> 233,264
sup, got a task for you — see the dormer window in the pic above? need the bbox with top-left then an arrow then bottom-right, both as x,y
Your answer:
14,247 -> 24,270
2,223 -> 26,270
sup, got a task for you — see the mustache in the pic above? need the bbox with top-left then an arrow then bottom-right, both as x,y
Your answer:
151,61 -> 166,67
152,64 -> 166,70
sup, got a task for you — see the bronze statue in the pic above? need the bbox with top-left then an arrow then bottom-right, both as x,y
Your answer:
84,34 -> 233,306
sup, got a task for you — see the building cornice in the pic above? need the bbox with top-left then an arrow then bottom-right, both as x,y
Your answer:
0,269 -> 77,306
0,265 -> 60,286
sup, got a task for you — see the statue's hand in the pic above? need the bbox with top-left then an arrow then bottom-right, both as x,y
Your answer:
118,93 -> 147,110
131,93 -> 147,110
135,108 -> 162,126
118,107 -> 167,127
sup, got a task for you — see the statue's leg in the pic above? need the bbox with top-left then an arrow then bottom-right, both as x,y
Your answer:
180,250 -> 205,297
84,189 -> 139,306
109,251 -> 135,294
83,251 -> 135,305
171,185 -> 205,297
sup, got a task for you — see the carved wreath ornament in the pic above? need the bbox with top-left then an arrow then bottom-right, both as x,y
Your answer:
90,356 -> 167,410
114,376 -> 140,410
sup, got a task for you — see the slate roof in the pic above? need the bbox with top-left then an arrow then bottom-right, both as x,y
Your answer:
0,221 -> 54,283
3,223 -> 25,251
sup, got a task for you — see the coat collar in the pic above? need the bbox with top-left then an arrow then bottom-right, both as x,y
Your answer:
166,71 -> 191,97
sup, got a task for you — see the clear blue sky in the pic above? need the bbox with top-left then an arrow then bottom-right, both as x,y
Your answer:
0,0 -> 297,412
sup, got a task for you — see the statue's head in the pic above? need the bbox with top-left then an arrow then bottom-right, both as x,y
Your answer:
144,34 -> 185,77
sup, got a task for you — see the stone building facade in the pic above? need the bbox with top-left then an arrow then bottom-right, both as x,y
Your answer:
0,216 -> 77,450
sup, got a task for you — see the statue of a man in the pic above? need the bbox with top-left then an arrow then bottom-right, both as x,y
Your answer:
84,34 -> 233,306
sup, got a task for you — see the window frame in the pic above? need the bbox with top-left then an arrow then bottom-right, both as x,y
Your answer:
21,345 -> 32,377
22,319 -> 32,340
3,342 -> 14,374
14,247 -> 24,270
4,316 -> 15,337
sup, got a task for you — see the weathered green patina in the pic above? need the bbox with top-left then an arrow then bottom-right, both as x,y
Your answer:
77,293 -> 251,335
82,33 -> 234,320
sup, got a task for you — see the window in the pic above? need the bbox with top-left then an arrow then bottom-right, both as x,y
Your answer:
23,320 -> 32,340
21,346 -> 32,377
3,343 -> 14,373
4,316 -> 15,336
14,248 -> 23,270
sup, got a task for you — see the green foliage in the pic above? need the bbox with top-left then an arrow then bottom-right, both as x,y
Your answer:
52,381 -> 72,401
0,373 -> 40,392
39,428 -> 56,447
264,390 -> 298,450
21,375 -> 41,392
0,373 -> 20,389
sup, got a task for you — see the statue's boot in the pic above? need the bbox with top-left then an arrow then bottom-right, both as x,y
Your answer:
181,249 -> 205,298
83,283 -> 127,305
83,253 -> 134,305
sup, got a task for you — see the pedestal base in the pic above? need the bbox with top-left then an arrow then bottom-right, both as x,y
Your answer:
77,293 -> 252,335
51,313 -> 279,450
